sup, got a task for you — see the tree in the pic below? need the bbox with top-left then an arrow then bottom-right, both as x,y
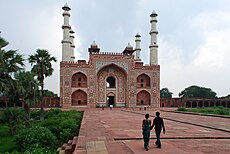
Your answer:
0,36 -> 24,95
219,94 -> 230,99
15,71 -> 40,127
15,71 -> 40,106
179,85 -> 217,98
43,89 -> 58,97
160,88 -> 173,98
28,49 -> 57,121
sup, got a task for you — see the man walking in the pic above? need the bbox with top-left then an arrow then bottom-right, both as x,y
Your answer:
151,112 -> 165,148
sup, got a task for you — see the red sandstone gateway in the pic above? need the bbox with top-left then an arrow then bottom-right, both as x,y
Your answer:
60,3 -> 160,108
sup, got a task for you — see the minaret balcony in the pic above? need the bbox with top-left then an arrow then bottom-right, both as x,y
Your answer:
149,44 -> 159,48
149,30 -> 158,34
62,24 -> 71,29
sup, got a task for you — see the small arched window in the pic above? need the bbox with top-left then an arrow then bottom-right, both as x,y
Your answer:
106,76 -> 116,88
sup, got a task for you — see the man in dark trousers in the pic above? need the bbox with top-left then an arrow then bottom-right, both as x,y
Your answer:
151,111 -> 165,148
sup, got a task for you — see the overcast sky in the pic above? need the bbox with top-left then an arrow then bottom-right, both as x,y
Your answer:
1,0 -> 230,97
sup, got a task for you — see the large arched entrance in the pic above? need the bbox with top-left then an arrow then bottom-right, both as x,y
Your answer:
97,64 -> 127,107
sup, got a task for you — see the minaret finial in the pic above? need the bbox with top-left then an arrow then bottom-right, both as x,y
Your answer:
62,3 -> 71,11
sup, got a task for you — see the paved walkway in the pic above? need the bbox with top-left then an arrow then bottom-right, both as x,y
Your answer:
74,108 -> 230,154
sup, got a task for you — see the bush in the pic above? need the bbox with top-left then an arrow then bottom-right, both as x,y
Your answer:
59,119 -> 76,143
40,117 -> 61,140
40,109 -> 83,144
24,145 -> 56,154
45,109 -> 62,119
16,126 -> 57,152
180,106 -> 230,115
177,106 -> 187,111
1,107 -> 25,135
1,109 -> 83,153
214,106 -> 229,115
30,109 -> 40,121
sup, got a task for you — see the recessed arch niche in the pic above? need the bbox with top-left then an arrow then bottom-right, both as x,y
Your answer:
71,90 -> 87,106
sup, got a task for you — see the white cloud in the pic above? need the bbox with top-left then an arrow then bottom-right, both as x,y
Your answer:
192,11 -> 230,69
192,11 -> 230,30
159,38 -> 183,66
160,11 -> 230,97
193,31 -> 230,68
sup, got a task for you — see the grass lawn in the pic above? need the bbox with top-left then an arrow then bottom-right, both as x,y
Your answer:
0,125 -> 17,153
177,106 -> 230,115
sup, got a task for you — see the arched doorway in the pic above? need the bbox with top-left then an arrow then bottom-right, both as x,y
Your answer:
107,92 -> 115,107
137,90 -> 150,106
97,64 -> 127,107
186,101 -> 191,108
71,90 -> 87,106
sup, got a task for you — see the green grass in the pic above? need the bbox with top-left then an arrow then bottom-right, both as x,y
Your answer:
0,125 -> 17,153
177,106 -> 230,115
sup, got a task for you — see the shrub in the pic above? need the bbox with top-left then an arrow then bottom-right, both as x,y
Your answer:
1,107 -> 25,135
177,106 -> 187,111
59,119 -> 76,143
40,109 -> 82,145
60,128 -> 72,143
45,108 -> 62,119
24,145 -> 56,154
40,116 -> 62,139
215,106 -> 229,115
30,109 -> 40,121
16,126 -> 57,152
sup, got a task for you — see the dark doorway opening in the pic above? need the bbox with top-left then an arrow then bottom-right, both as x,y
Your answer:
106,76 -> 116,88
107,96 -> 115,106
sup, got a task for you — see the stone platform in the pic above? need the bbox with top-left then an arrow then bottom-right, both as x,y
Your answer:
74,108 -> 230,154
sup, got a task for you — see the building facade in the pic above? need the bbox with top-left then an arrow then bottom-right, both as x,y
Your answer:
161,98 -> 230,108
60,4 -> 160,108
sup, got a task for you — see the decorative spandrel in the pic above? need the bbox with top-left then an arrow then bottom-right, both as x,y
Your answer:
96,61 -> 128,73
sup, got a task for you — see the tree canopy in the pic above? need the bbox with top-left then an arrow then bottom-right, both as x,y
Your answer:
160,88 -> 173,98
15,71 -> 40,106
179,85 -> 217,98
0,36 -> 24,96
43,89 -> 58,97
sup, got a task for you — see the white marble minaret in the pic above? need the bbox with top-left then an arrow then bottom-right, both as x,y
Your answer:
135,33 -> 141,61
69,28 -> 75,60
61,3 -> 73,61
149,10 -> 158,65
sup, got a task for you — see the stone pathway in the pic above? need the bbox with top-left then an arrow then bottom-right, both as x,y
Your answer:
74,108 -> 230,154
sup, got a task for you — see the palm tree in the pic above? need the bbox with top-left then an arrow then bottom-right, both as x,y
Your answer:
0,36 -> 24,95
15,71 -> 40,127
28,49 -> 57,121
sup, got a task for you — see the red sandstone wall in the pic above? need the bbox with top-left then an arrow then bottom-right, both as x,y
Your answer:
60,52 -> 160,108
